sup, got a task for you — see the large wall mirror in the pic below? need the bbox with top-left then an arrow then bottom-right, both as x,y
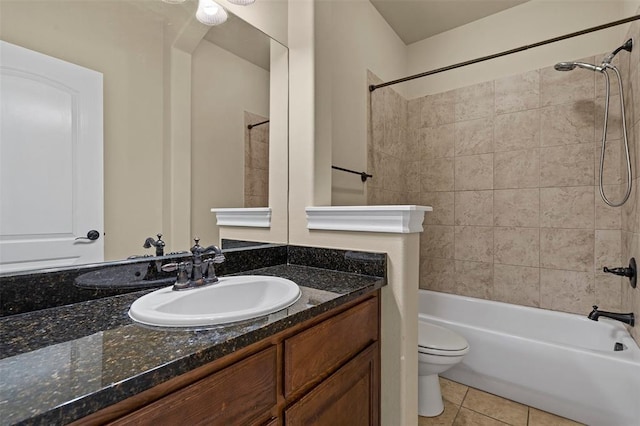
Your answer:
0,0 -> 288,273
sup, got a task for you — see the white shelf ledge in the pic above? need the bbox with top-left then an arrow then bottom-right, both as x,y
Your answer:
211,207 -> 271,228
306,205 -> 432,234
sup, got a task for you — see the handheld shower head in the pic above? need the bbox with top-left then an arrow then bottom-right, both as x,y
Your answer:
554,61 -> 603,72
554,62 -> 577,71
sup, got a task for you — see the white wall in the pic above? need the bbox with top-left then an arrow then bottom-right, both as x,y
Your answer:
191,39 -> 270,245
406,0 -> 640,98
219,0 -> 288,47
313,0 -> 407,206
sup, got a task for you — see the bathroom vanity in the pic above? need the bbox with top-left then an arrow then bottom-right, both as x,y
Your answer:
85,292 -> 379,425
0,245 -> 385,425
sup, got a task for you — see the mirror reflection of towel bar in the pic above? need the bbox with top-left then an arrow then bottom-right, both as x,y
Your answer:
332,165 -> 373,182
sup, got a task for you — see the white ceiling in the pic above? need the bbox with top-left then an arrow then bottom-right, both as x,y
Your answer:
369,0 -> 530,45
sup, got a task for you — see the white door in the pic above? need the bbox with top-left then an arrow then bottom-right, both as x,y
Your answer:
0,41 -> 103,273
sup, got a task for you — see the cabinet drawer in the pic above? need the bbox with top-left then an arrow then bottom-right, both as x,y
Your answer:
284,296 -> 378,397
285,343 -> 379,426
111,346 -> 277,426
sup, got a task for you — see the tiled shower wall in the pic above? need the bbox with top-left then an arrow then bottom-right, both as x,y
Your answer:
621,19 -> 640,343
369,25 -> 640,334
244,111 -> 269,207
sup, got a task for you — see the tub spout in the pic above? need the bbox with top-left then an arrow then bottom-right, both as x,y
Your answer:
588,305 -> 635,326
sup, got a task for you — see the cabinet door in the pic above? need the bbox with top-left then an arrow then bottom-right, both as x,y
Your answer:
284,343 -> 379,426
111,346 -> 277,426
284,297 -> 378,397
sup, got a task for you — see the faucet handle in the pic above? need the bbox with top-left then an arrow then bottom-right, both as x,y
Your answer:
191,237 -> 202,254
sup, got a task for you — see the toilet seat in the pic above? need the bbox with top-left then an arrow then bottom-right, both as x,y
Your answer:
418,321 -> 469,356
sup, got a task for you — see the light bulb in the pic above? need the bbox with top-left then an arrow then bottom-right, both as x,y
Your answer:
196,0 -> 228,26
227,0 -> 256,5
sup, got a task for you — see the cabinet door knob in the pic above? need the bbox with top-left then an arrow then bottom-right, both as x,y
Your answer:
76,230 -> 100,241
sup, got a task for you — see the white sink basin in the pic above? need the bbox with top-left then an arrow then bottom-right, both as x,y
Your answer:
128,275 -> 301,327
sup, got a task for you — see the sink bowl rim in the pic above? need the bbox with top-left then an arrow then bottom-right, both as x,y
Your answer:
128,275 -> 301,327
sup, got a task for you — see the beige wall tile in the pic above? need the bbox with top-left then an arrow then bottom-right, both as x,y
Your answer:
454,117 -> 493,156
368,149 -> 385,189
596,141 -> 622,186
595,274 -> 622,312
455,81 -> 494,122
493,264 -> 540,307
420,257 -> 455,292
455,154 -> 493,190
455,190 -> 493,226
367,188 -> 383,205
595,94 -> 623,141
494,109 -> 540,152
540,101 -> 595,147
528,407 -> 584,426
494,227 -> 539,267
494,189 -> 539,227
455,226 -> 493,263
540,186 -> 594,229
494,149 -> 539,189
621,179 -> 638,232
595,229 -> 622,273
422,91 -> 455,127
404,161 -> 421,193
408,98 -> 422,130
421,157 -> 454,192
421,125 -> 455,159
423,192 -> 455,225
595,185 -> 622,229
495,70 -> 540,114
540,144 -> 594,187
462,388 -> 528,426
540,58 -> 595,107
540,228 -> 594,272
382,124 -> 405,159
540,268 -> 595,313
382,154 -> 403,192
455,260 -> 493,299
422,225 -> 454,259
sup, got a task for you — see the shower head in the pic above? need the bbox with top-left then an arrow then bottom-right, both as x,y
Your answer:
554,61 -> 603,72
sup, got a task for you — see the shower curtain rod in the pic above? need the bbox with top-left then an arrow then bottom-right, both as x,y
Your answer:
247,120 -> 269,130
369,14 -> 640,92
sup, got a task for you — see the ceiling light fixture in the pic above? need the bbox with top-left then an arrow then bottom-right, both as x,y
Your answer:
196,0 -> 228,26
227,0 -> 256,5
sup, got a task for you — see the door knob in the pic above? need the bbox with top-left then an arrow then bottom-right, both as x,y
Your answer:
76,230 -> 100,241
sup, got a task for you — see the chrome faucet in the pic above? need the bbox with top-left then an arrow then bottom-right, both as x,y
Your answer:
588,305 -> 635,326
143,233 -> 165,257
161,237 -> 225,291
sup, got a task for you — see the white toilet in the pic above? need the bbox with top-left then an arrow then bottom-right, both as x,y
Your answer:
418,319 -> 469,417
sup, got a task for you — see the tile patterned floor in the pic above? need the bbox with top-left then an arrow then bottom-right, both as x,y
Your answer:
418,378 -> 584,426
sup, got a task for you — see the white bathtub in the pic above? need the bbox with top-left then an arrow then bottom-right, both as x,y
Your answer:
418,289 -> 640,426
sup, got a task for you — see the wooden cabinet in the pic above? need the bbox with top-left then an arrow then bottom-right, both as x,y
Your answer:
78,291 -> 380,426
284,297 -> 378,398
285,343 -> 379,426
110,347 -> 277,426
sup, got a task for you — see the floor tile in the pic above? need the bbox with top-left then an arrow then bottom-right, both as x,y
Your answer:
462,388 -> 528,426
440,377 -> 468,405
528,408 -> 585,426
452,407 -> 510,426
418,399 -> 460,426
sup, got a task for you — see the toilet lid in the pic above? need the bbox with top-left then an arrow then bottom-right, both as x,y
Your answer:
418,321 -> 469,353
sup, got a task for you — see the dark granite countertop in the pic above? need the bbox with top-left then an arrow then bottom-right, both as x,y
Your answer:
0,263 -> 385,425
